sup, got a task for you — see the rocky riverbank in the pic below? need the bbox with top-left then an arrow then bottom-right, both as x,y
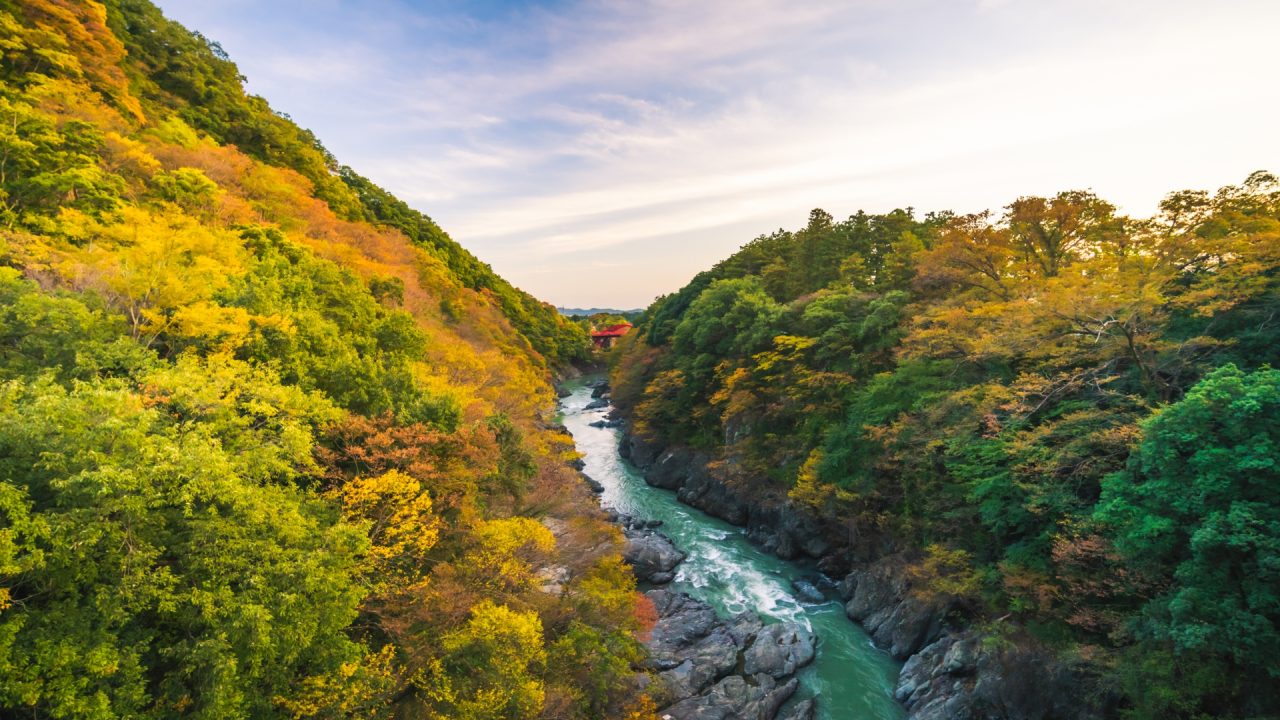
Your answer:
614,407 -> 1097,720
605,510 -> 818,720
644,588 -> 817,720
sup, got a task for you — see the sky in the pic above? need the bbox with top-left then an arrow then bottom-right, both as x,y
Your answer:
154,0 -> 1280,309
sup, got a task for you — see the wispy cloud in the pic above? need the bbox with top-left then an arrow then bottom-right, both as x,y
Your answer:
157,0 -> 1280,307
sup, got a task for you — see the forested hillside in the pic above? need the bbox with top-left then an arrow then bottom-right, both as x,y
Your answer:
0,2 -> 654,718
613,177 -> 1280,717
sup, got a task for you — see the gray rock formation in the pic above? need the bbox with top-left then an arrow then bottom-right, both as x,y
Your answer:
841,559 -> 946,660
646,589 -> 815,720
623,432 -> 833,560
776,698 -> 816,720
621,432 -> 662,467
743,622 -> 816,678
894,632 -> 1093,720
660,674 -> 798,720
791,579 -> 825,604
623,529 -> 686,585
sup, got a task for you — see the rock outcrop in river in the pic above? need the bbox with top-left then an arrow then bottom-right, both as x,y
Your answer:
613,512 -> 817,719
645,584 -> 814,717
645,588 -> 816,720
620,515 -> 686,584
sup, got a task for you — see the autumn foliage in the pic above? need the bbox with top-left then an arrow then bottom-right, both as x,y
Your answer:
0,2 -> 647,718
615,176 -> 1280,717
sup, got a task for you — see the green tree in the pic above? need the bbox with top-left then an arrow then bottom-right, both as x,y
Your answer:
0,377 -> 368,719
671,277 -> 782,378
1097,364 -> 1280,676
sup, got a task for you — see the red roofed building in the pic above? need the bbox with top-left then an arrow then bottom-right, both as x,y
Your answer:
590,323 -> 632,350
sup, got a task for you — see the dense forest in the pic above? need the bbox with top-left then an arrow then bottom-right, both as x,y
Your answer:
0,2 -> 659,718
4,1 -> 1277,718
612,177 -> 1279,717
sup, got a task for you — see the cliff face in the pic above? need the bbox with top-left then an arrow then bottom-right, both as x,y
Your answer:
619,426 -> 1101,720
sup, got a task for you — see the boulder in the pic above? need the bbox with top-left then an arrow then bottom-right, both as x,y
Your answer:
645,591 -> 809,720
646,591 -> 739,697
816,552 -> 851,579
791,579 -> 825,604
777,698 -> 816,720
624,433 -> 662,467
894,631 -> 1096,720
623,531 -> 685,583
647,591 -> 720,647
661,675 -> 798,720
648,447 -> 693,490
616,514 -> 663,532
743,622 -> 816,678
656,659 -> 701,701
676,463 -> 749,525
942,636 -> 980,676
843,559 -> 945,659
747,505 -> 833,561
725,611 -> 764,647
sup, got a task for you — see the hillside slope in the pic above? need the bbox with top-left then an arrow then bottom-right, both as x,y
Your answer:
0,2 -> 650,718
612,180 -> 1279,718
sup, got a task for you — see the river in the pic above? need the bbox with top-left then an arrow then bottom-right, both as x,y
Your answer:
559,377 -> 904,720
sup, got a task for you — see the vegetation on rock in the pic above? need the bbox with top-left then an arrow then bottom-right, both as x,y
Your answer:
613,175 -> 1280,719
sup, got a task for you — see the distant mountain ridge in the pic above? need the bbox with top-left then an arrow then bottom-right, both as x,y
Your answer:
558,306 -> 642,317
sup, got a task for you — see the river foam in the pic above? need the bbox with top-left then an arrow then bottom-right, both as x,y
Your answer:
560,377 -> 903,720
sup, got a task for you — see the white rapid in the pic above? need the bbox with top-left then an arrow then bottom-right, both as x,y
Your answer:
560,378 -> 904,720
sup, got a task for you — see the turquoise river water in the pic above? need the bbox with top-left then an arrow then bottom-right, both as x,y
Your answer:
559,377 -> 903,720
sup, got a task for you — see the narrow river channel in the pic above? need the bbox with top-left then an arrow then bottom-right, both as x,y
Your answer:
559,377 -> 904,720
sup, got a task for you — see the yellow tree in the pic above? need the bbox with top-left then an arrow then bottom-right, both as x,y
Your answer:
913,212 -> 1016,301
418,600 -> 547,720
460,517 -> 555,594
1005,190 -> 1118,278
54,206 -> 249,348
327,469 -> 442,591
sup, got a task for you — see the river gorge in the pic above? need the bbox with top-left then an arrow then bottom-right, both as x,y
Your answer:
560,377 -> 904,720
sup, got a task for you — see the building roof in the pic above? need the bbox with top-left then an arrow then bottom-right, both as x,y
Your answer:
591,323 -> 632,338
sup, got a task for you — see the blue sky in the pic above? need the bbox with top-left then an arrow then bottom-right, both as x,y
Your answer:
155,0 -> 1280,308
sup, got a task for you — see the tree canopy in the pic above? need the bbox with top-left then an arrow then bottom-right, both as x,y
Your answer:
0,2 -> 644,718
613,172 -> 1280,719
